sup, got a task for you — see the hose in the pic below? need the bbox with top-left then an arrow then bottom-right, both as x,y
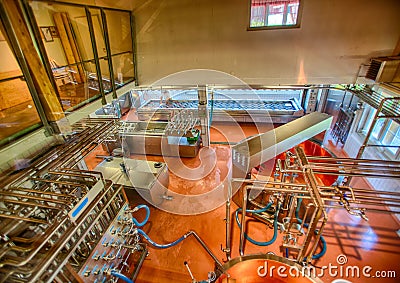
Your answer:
295,198 -> 302,219
137,229 -> 186,249
246,202 -> 273,214
110,270 -> 134,283
295,198 -> 327,259
313,232 -> 327,259
235,203 -> 279,246
131,204 -> 150,227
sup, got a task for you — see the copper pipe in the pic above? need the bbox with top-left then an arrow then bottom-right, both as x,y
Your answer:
0,183 -> 116,272
239,186 -> 248,257
30,178 -> 91,193
224,181 -> 232,260
0,213 -> 48,225
0,191 -> 73,205
4,187 -> 74,198
306,156 -> 400,165
0,199 -> 65,212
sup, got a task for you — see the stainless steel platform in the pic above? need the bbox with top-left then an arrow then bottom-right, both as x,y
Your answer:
120,121 -> 201,157
94,157 -> 169,205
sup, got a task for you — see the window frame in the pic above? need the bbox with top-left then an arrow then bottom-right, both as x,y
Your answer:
247,0 -> 304,31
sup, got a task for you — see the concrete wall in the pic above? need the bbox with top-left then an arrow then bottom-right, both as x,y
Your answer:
133,0 -> 400,86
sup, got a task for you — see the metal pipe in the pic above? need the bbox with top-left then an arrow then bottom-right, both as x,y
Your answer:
349,187 -> 400,197
131,244 -> 147,281
48,169 -> 101,183
224,181 -> 232,260
0,213 -> 48,225
306,156 -> 400,165
307,161 -> 400,170
0,180 -> 115,271
5,187 -> 75,198
0,191 -> 72,205
313,170 -> 400,179
186,231 -> 223,270
30,178 -> 91,192
0,199 -> 64,213
6,120 -> 113,186
239,186 -> 248,256
34,187 -> 121,282
0,183 -> 116,275
244,185 -> 400,209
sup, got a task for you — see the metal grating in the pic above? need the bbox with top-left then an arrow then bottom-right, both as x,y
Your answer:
365,59 -> 382,81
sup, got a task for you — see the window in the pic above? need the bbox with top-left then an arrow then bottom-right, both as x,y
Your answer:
382,121 -> 400,155
356,104 -> 400,159
249,0 -> 302,29
357,105 -> 376,135
371,118 -> 385,139
0,25 -> 42,146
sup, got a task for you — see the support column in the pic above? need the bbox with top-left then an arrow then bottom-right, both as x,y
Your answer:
198,86 -> 210,147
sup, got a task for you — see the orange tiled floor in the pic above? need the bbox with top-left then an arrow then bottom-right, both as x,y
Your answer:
86,117 -> 400,283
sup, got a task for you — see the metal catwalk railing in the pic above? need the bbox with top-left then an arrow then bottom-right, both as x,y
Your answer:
226,147 -> 400,263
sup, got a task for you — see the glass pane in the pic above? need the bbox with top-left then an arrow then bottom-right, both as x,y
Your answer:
0,79 -> 41,142
250,5 -> 266,27
371,118 -> 385,139
89,8 -> 111,93
388,133 -> 400,155
361,107 -> 376,135
105,10 -> 132,54
0,27 -> 41,143
112,52 -> 134,86
268,4 -> 284,26
250,0 -> 300,28
30,1 -> 103,111
59,62 -> 100,110
89,8 -> 107,59
85,61 -> 105,92
286,3 -> 299,25
99,58 -> 112,93
383,121 -> 400,155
